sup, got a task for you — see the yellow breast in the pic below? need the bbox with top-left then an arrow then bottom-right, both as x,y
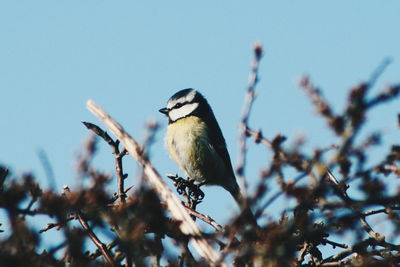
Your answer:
166,116 -> 222,183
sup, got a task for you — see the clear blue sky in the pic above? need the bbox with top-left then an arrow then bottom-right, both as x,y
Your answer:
1,1 -> 399,241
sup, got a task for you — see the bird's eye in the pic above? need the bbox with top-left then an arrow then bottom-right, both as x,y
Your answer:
174,103 -> 183,109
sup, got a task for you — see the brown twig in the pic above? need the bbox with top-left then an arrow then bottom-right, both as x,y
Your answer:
88,239 -> 119,260
325,171 -> 400,254
299,76 -> 344,136
324,239 -> 348,249
39,215 -> 76,233
363,207 -> 400,217
183,206 -> 223,232
77,213 -> 116,267
299,73 -> 399,251
325,171 -> 384,241
82,122 -> 132,267
321,237 -> 400,265
236,42 -> 263,198
366,84 -> 400,109
244,127 -> 272,147
82,121 -> 128,204
60,186 -> 116,266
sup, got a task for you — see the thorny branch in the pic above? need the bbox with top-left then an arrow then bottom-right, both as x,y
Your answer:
233,56 -> 399,265
77,213 -> 116,267
83,121 -> 128,204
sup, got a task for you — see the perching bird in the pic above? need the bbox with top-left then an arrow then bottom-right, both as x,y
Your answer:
159,88 -> 243,204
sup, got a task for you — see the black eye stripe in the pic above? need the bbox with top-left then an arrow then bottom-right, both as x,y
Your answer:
172,100 -> 197,110
174,102 -> 184,108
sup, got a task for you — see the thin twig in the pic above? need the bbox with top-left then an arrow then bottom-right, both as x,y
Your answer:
236,42 -> 263,198
83,121 -> 127,203
88,239 -> 119,260
326,171 -> 400,253
363,207 -> 400,217
21,199 -> 38,220
244,127 -> 272,147
77,213 -> 116,267
324,239 -> 348,249
320,237 -> 399,265
183,206 -> 223,232
367,57 -> 392,89
366,84 -> 400,109
61,186 -> 116,266
39,216 -> 76,233
325,171 -> 384,241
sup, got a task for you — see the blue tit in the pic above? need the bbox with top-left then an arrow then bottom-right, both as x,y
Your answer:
159,88 -> 242,203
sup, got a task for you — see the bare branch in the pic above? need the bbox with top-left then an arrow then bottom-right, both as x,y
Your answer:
326,171 -> 383,241
39,216 -> 76,233
183,206 -> 224,232
77,213 -> 116,267
236,42 -> 263,198
367,57 -> 392,89
83,121 -> 128,203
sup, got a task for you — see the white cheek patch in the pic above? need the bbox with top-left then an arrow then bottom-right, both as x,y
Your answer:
169,102 -> 199,121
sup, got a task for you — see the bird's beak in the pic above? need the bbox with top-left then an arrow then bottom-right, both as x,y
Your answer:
159,107 -> 169,115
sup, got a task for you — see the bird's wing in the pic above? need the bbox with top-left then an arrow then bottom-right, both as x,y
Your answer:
206,117 -> 236,179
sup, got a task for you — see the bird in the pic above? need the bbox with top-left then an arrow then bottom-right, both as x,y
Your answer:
159,88 -> 243,205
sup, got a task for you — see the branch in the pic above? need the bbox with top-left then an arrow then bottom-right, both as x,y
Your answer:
77,213 -> 116,267
321,237 -> 400,265
366,84 -> 400,109
236,42 -> 263,198
88,239 -> 118,260
299,75 -> 344,136
183,206 -> 223,232
325,171 -> 383,240
324,239 -> 348,249
367,57 -> 392,89
86,100 -> 223,266
82,121 -> 128,203
363,207 -> 400,217
60,186 -> 116,266
39,215 -> 76,233
244,127 -> 272,148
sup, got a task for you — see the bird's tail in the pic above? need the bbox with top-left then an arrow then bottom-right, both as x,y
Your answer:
226,182 -> 259,226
